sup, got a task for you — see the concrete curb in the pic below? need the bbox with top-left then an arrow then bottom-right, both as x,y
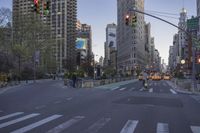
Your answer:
166,80 -> 200,95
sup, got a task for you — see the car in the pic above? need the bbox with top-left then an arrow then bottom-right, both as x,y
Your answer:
152,73 -> 162,80
163,74 -> 171,80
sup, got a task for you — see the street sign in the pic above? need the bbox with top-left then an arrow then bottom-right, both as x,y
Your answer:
187,17 -> 199,31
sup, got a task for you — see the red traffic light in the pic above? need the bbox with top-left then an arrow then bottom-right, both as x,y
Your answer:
34,0 -> 39,5
125,15 -> 130,25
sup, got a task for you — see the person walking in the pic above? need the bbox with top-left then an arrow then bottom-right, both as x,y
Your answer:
72,73 -> 77,88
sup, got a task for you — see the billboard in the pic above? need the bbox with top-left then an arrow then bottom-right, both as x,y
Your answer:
107,28 -> 116,48
76,38 -> 87,49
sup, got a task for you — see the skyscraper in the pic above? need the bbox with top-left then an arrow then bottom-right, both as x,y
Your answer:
13,0 -> 77,73
51,0 -> 77,72
197,0 -> 200,38
104,23 -> 117,68
117,0 -> 146,75
178,8 -> 187,60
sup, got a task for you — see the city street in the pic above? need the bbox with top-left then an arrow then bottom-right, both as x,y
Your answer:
0,80 -> 200,133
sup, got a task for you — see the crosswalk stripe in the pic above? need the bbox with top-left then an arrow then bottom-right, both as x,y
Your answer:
86,117 -> 111,133
119,88 -> 126,91
170,89 -> 177,94
191,126 -> 200,133
0,113 -> 39,129
47,116 -> 84,133
120,120 -> 138,133
149,88 -> 153,93
157,123 -> 169,133
11,114 -> 62,133
0,112 -> 24,121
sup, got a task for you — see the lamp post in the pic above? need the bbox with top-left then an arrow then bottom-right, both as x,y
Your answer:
93,54 -> 98,80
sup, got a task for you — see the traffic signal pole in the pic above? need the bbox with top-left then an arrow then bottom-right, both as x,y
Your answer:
129,8 -> 197,91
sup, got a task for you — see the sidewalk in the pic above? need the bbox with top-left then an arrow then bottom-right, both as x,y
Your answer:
0,79 -> 54,89
166,79 -> 200,95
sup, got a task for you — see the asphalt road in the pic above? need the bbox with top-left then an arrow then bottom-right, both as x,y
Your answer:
0,79 -> 200,133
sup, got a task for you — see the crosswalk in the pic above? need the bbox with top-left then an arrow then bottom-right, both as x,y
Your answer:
0,112 -> 199,133
108,86 -> 177,94
101,81 -> 174,93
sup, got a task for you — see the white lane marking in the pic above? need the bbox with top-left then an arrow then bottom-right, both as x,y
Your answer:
11,114 -> 62,133
35,105 -> 46,110
129,87 -> 135,91
110,87 -> 119,91
0,112 -> 24,121
149,88 -> 153,93
120,120 -> 138,133
139,88 -> 144,91
119,88 -> 126,91
54,101 -> 62,104
170,89 -> 177,94
0,113 -> 40,129
47,116 -> 85,133
66,97 -> 72,101
191,126 -> 200,133
157,123 -> 169,133
86,117 -> 111,133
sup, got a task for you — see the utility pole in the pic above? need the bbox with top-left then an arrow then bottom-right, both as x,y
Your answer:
129,8 -> 197,91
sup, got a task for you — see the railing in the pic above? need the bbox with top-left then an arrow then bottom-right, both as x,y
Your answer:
64,77 -> 134,88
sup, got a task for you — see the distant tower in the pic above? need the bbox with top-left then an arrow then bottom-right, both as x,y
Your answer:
178,7 -> 187,60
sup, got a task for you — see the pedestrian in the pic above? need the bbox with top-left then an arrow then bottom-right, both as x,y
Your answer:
72,73 -> 77,88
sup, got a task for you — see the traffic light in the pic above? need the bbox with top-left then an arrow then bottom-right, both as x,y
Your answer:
32,0 -> 40,13
43,1 -> 50,15
46,1 -> 50,10
131,14 -> 137,27
125,15 -> 130,26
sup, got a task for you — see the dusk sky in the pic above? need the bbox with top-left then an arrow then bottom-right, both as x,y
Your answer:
0,0 -> 197,64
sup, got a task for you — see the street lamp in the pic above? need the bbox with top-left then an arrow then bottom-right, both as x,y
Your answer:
181,59 -> 186,65
93,54 -> 98,80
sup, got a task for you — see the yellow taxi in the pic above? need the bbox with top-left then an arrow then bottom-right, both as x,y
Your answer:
149,73 -> 154,80
152,73 -> 162,80
163,74 -> 171,80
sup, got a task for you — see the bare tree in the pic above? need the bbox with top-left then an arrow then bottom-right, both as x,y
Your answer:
0,7 -> 12,27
